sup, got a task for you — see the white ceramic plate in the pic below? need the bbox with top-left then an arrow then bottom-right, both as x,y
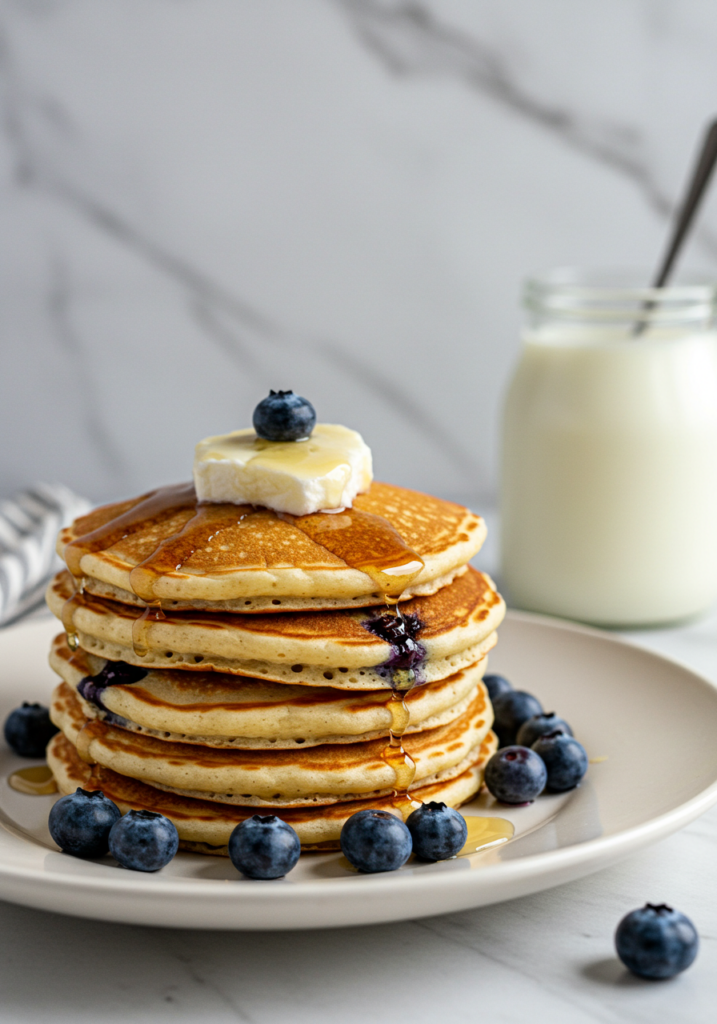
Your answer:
1,612 -> 717,930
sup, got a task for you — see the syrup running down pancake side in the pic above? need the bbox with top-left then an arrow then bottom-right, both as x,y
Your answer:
59,483 -> 438,815
285,506 -> 426,812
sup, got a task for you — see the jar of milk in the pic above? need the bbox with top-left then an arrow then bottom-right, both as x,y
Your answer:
501,268 -> 717,627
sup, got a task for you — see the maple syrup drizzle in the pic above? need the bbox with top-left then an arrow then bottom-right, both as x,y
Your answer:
285,507 -> 424,599
361,600 -> 426,812
63,482 -> 197,580
61,591 -> 85,651
131,603 -> 164,657
128,502 -> 254,603
7,765 -> 58,795
382,689 -> 419,815
283,505 -> 426,811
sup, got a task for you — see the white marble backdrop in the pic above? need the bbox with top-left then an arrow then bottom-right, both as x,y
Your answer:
2,0 -> 717,506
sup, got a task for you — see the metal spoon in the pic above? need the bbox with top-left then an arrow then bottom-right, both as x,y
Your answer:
635,118 -> 717,334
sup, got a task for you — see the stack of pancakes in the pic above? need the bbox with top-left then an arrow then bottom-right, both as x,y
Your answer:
45,481 -> 505,853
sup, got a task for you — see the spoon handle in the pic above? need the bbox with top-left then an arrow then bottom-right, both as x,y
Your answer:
652,118 -> 717,288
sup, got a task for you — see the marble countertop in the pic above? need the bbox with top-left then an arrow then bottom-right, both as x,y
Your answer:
1,606 -> 716,1023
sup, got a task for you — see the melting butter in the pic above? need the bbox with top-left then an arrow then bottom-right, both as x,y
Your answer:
193,424 -> 373,515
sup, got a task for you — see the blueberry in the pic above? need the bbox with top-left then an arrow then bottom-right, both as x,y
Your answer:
406,801 -> 467,861
340,809 -> 413,873
482,674 -> 513,703
492,690 -> 543,747
48,787 -> 121,858
484,746 -> 547,804
532,730 -> 588,792
108,809 -> 179,872
4,702 -> 58,758
516,712 -> 573,748
253,390 -> 316,442
615,904 -> 699,979
228,815 -> 301,880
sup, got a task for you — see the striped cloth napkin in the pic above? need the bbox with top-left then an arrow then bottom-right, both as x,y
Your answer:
0,483 -> 91,628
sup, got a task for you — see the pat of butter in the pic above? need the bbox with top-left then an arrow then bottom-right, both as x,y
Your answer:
193,424 -> 373,515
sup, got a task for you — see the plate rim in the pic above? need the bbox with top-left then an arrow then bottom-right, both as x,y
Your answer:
1,610 -> 717,921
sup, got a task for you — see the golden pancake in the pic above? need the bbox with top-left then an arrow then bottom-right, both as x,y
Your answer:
81,567 -> 468,614
56,481 -> 485,607
47,566 -> 505,687
47,730 -> 497,851
50,634 -> 487,748
50,682 -> 493,806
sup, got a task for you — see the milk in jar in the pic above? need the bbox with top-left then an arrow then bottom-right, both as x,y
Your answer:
501,271 -> 717,626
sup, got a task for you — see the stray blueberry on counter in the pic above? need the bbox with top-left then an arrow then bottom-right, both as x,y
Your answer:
340,809 -> 413,873
406,801 -> 467,861
108,809 -> 179,872
228,815 -> 301,880
615,904 -> 699,979
4,702 -> 58,758
253,390 -> 317,442
484,746 -> 547,804
48,788 -> 121,859
482,674 -> 513,703
516,712 -> 573,748
532,730 -> 588,791
492,690 -> 543,747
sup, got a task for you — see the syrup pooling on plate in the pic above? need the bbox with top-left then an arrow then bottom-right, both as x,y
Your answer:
459,816 -> 514,856
8,765 -> 58,796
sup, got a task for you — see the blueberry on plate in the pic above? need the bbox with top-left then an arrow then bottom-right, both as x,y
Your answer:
340,809 -> 412,873
484,746 -> 547,804
516,712 -> 573,748
406,801 -> 468,861
615,903 -> 699,979
108,809 -> 179,872
532,730 -> 588,791
4,702 -> 58,758
482,674 -> 513,703
253,390 -> 316,442
228,815 -> 301,880
491,690 -> 543,747
48,787 -> 121,858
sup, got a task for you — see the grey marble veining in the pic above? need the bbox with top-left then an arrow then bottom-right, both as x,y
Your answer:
339,0 -> 687,227
3,1 -> 717,507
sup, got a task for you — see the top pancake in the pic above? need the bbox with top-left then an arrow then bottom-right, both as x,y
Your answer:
57,481 -> 485,609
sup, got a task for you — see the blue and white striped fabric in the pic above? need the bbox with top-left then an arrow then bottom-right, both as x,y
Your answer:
0,483 -> 90,627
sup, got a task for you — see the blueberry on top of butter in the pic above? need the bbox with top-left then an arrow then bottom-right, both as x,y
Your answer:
253,391 -> 316,442
193,407 -> 373,516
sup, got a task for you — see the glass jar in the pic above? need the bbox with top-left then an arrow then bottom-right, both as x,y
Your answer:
500,268 -> 717,627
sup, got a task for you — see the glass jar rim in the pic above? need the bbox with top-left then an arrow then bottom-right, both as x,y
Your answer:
524,267 -> 717,324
